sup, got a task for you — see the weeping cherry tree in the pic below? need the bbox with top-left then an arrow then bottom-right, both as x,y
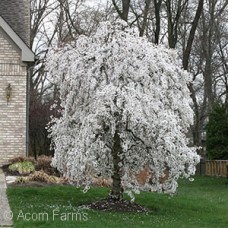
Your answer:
47,20 -> 199,201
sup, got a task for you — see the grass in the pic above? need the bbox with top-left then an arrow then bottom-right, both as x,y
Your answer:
7,176 -> 228,228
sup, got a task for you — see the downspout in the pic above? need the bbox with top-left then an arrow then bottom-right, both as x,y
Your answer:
26,61 -> 35,157
26,64 -> 31,157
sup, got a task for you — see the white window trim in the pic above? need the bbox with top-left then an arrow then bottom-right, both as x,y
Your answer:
0,16 -> 34,62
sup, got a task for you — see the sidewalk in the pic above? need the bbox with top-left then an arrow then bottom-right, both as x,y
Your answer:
0,168 -> 13,227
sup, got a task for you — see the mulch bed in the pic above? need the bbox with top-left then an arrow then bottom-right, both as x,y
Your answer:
88,198 -> 149,212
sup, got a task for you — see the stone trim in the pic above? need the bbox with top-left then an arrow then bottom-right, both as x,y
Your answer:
0,16 -> 34,62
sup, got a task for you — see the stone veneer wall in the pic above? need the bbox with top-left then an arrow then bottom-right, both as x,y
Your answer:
0,28 -> 27,166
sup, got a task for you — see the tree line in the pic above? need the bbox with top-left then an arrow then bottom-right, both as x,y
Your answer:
29,0 -> 228,158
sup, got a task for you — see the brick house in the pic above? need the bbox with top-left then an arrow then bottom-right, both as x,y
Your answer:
0,0 -> 34,166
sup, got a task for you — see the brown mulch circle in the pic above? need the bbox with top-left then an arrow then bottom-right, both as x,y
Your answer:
88,198 -> 149,212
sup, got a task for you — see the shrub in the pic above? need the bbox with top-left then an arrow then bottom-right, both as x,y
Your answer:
28,171 -> 58,183
35,156 -> 60,176
16,171 -> 67,184
9,161 -> 35,175
16,176 -> 29,183
9,156 -> 35,164
206,103 -> 228,160
7,155 -> 60,177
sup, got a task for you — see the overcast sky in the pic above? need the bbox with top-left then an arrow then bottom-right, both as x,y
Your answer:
85,0 -> 110,7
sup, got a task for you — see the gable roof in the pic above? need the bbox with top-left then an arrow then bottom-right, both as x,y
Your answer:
0,16 -> 34,62
0,0 -> 30,46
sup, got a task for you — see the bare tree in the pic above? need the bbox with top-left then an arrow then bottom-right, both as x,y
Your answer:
217,39 -> 228,103
184,0 -> 227,148
153,0 -> 163,44
29,0 -> 227,155
29,0 -> 113,156
29,0 -> 60,157
112,0 -> 131,21
165,0 -> 189,48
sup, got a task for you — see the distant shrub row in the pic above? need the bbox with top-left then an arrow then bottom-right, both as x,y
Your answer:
206,102 -> 228,160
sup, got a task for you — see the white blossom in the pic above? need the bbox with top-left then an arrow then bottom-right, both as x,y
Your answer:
47,20 -> 200,196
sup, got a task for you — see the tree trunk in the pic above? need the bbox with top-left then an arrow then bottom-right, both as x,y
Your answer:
139,0 -> 152,37
183,0 -> 204,70
112,0 -> 131,22
109,130 -> 123,201
154,0 -> 162,44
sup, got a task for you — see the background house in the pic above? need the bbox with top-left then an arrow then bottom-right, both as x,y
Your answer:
0,0 -> 34,166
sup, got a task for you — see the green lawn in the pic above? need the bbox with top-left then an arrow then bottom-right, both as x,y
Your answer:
7,176 -> 228,228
